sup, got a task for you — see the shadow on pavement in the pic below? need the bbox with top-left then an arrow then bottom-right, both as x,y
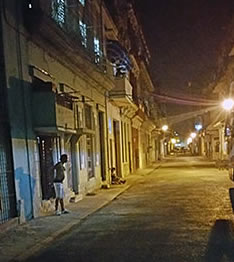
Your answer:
204,219 -> 234,261
229,188 -> 234,212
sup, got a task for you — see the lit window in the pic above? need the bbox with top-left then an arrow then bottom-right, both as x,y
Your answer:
79,20 -> 87,48
94,37 -> 101,63
51,0 -> 66,27
108,118 -> 112,134
79,0 -> 85,6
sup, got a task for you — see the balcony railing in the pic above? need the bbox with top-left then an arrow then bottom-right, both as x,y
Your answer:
32,91 -> 75,133
109,76 -> 133,107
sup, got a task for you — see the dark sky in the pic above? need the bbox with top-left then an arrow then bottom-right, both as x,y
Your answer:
134,0 -> 234,136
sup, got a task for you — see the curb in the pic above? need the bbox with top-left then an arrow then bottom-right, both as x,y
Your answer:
10,185 -> 131,262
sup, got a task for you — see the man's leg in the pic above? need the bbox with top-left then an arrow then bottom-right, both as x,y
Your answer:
55,198 -> 59,211
60,199 -> 65,211
60,199 -> 69,214
55,198 -> 61,215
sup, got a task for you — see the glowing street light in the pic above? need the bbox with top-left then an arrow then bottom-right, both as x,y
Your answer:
187,137 -> 192,144
171,138 -> 176,144
190,132 -> 197,139
195,124 -> 202,131
222,98 -> 234,111
162,125 -> 168,132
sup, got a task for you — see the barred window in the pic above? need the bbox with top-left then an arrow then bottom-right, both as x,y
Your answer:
94,36 -> 101,63
79,0 -> 85,6
51,0 -> 66,27
79,20 -> 87,48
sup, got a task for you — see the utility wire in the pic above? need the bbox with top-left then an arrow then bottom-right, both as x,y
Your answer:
152,93 -> 219,106
164,106 -> 218,125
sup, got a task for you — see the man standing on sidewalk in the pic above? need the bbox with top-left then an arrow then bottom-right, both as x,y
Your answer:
52,154 -> 69,216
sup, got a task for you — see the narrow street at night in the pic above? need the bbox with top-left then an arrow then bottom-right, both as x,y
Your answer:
24,156 -> 234,262
2,1 -> 234,262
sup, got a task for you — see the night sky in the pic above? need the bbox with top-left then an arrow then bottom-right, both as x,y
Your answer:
134,0 -> 234,136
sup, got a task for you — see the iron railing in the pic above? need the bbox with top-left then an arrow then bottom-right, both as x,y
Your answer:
0,142 -> 17,224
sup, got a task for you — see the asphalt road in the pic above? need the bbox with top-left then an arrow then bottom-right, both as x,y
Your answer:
25,156 -> 234,262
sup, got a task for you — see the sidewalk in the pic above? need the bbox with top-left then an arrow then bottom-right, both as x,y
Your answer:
0,164 -> 160,262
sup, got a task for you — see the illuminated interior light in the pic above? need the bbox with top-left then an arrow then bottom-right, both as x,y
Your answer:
162,125 -> 168,132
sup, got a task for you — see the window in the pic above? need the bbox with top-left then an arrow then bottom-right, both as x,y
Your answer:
37,136 -> 61,200
108,118 -> 112,134
79,0 -> 85,6
56,94 -> 73,110
94,37 -> 101,63
87,135 -> 94,179
121,121 -> 125,162
79,20 -> 87,48
84,105 -> 93,129
51,0 -> 66,27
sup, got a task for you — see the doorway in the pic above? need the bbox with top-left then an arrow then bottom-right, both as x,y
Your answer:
128,141 -> 132,172
37,135 -> 60,200
132,127 -> 139,171
98,111 -> 106,181
65,135 -> 79,194
113,120 -> 121,177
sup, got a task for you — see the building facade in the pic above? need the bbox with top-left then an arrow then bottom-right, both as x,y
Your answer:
0,0 -> 158,225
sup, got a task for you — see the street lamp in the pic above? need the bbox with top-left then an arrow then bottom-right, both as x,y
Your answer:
162,125 -> 168,132
190,132 -> 197,139
222,98 -> 234,111
171,138 -> 176,144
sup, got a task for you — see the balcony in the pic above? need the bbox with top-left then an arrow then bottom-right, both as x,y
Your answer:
109,77 -> 134,107
76,104 -> 96,137
32,91 -> 76,134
